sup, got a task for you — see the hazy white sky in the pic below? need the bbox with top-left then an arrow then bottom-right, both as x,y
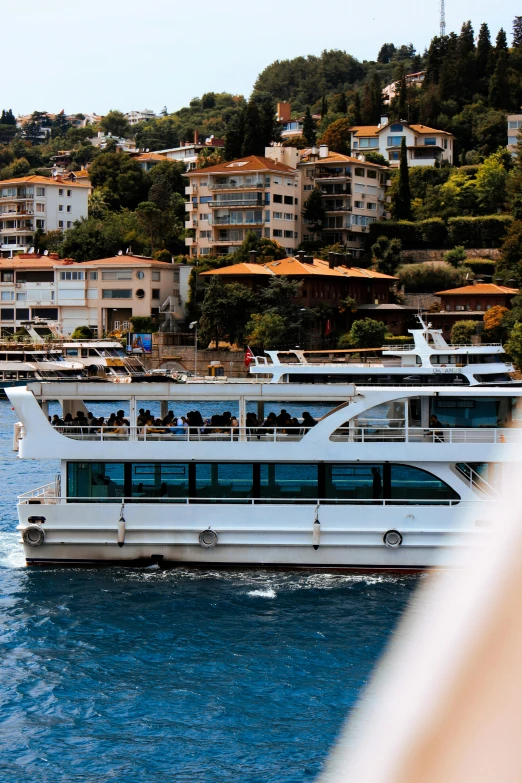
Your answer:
8,0 -> 520,116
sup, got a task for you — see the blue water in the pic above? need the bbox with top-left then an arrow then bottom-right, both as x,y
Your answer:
0,399 -> 419,782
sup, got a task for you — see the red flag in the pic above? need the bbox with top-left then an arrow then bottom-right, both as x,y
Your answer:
244,347 -> 254,367
325,319 -> 331,336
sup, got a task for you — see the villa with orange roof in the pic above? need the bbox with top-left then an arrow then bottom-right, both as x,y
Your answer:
349,117 -> 454,166
0,175 -> 90,258
184,155 -> 301,259
428,283 -> 519,339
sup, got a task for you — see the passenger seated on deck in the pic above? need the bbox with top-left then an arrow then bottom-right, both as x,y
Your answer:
301,411 -> 317,431
117,409 -> 129,426
259,412 -> 277,436
51,414 -> 63,427
112,418 -> 128,436
430,415 -> 445,442
63,413 -> 74,427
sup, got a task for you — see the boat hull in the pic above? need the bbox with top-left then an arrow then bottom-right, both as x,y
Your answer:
18,501 -> 485,569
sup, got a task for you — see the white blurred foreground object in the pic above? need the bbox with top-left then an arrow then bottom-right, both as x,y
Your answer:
320,461 -> 522,783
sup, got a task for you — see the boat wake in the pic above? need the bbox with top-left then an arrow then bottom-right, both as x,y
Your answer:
247,587 -> 277,598
0,532 -> 24,569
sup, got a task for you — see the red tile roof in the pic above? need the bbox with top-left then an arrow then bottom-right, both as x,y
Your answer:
436,284 -> 519,295
186,155 -> 297,176
201,257 -> 397,280
0,175 -> 90,188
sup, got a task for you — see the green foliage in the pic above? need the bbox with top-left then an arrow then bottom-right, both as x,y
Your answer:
505,322 -> 522,370
443,245 -> 467,267
393,138 -> 412,220
463,258 -> 496,277
99,110 -> 131,138
245,312 -> 287,349
130,316 -> 158,334
367,219 -> 447,248
363,151 -> 389,167
71,326 -> 94,339
318,118 -> 351,154
59,211 -> 145,262
383,335 -> 414,345
302,107 -> 316,145
88,152 -> 149,210
450,320 -> 478,344
371,236 -> 402,275
302,188 -> 326,230
397,262 -> 468,293
447,215 -> 513,248
199,277 -> 256,348
339,318 -> 388,348
233,231 -> 288,263
496,220 -> 522,284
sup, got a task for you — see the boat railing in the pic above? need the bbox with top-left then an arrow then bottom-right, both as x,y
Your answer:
330,427 -> 519,444
385,342 -> 503,352
51,425 -> 311,443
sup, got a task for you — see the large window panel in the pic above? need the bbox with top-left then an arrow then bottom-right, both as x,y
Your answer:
196,463 -> 253,501
132,463 -> 189,501
390,465 -> 459,502
67,462 -> 124,501
326,463 -> 384,500
260,463 -> 318,500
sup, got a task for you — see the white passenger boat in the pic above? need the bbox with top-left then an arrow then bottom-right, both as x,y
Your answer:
249,318 -> 516,387
0,347 -> 83,394
8,378 -> 522,569
60,340 -> 145,379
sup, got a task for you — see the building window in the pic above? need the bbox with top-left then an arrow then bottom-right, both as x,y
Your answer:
67,205 -> 71,213
284,195 -> 293,205
367,170 -> 377,179
354,167 -> 365,177
59,205 -> 63,212
36,187 -> 45,197
36,203 -> 45,213
152,270 -> 160,281
101,270 -> 132,281
58,189 -> 64,196
273,211 -> 282,219
36,219 -> 45,229
273,194 -> 283,203
199,196 -> 212,204
424,138 -> 437,145
88,271 -> 98,280
152,289 -> 160,299
60,270 -> 85,280
101,289 -> 133,299
390,123 -> 403,132
67,190 -> 72,197
0,308 -> 14,320
1,291 -> 13,301
264,210 -> 270,223
273,229 -> 283,237
58,221 -> 64,228
367,202 -> 377,210
387,136 -> 404,147
354,201 -> 364,209
284,213 -> 293,220
67,221 -> 72,228
16,292 -> 26,301
1,272 -> 13,283
304,184 -> 313,191
284,230 -> 294,238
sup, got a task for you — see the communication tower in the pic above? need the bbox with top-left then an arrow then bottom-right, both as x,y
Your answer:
440,0 -> 446,37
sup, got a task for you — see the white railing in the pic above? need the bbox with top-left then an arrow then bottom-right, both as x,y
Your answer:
330,427 -> 519,444
52,425 -> 310,442
386,343 -> 503,352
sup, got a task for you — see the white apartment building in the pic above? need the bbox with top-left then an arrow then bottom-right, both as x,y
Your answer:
0,254 -> 186,336
507,114 -> 522,155
156,133 -> 225,171
184,155 -> 301,258
0,176 -> 90,258
125,109 -> 157,126
297,145 -> 390,259
349,118 -> 454,166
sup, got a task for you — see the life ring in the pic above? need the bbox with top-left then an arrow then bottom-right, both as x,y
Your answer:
383,529 -> 402,549
22,524 -> 45,547
199,529 -> 218,548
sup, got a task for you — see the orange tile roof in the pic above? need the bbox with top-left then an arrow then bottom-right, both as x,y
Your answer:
0,175 -> 90,188
136,152 -> 166,162
84,255 -> 173,267
299,150 -> 387,169
201,257 -> 398,280
436,284 -> 519,295
409,124 -> 454,137
349,126 -> 379,137
187,155 -> 297,176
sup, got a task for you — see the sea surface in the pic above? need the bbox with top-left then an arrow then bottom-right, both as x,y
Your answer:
0,398 -> 420,783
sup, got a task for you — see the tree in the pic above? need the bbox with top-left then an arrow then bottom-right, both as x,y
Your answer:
476,23 -> 492,83
397,262 -> 468,293
224,108 -> 245,161
443,246 -> 467,267
450,320 -> 477,344
88,189 -> 109,219
352,92 -> 362,125
196,148 -> 225,169
505,322 -> 522,369
377,43 -> 397,64
394,137 -> 412,220
321,95 -> 328,117
361,74 -> 382,124
136,201 -> 163,255
483,305 -> 509,341
23,111 -> 49,145
199,277 -> 256,348
233,231 -> 287,263
0,109 -> 16,126
71,326 -> 93,339
489,50 -> 511,110
371,236 -> 402,275
496,220 -> 522,283
244,312 -> 287,349
302,188 -> 326,231
364,151 -> 389,166
318,118 -> 351,154
302,106 -> 316,145
335,92 -> 348,114
88,152 -> 149,210
100,110 -> 130,138
59,211 -> 145,262
475,150 -> 508,213
130,316 -> 157,334
395,72 -> 408,122
342,318 -> 388,348
241,100 -> 264,156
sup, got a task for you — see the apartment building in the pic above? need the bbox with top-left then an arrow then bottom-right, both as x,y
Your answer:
0,254 -> 179,336
382,71 -> 426,104
125,109 -> 157,126
297,146 -> 390,259
184,155 -> 301,258
507,113 -> 522,155
0,176 -> 90,258
349,118 -> 454,166
156,132 -> 225,171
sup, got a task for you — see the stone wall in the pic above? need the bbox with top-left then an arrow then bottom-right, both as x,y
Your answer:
144,342 -> 248,378
400,248 -> 501,264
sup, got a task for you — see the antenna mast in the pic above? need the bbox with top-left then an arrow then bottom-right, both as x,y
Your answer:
440,0 -> 446,37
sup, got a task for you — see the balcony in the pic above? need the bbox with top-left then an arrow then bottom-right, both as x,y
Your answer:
213,216 -> 264,226
326,206 -> 352,214
185,219 -> 198,229
319,187 -> 351,197
315,171 -> 351,182
208,181 -> 266,191
185,185 -> 198,195
2,224 -> 34,233
0,193 -> 35,201
185,202 -> 197,212
209,198 -> 263,208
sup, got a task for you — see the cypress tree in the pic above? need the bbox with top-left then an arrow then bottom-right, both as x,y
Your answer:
395,72 -> 408,121
476,23 -> 492,82
495,28 -> 508,52
302,106 -> 316,145
352,92 -> 362,125
241,101 -> 264,156
336,92 -> 348,114
371,74 -> 383,122
394,137 -> 412,220
489,50 -> 511,110
321,95 -> 328,117
457,21 -> 476,100
224,108 -> 245,161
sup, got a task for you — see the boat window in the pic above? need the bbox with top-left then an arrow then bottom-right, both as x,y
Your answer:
390,465 -> 459,501
132,463 -> 189,500
196,463 -> 253,500
326,463 -> 383,500
430,397 -> 509,427
67,462 -> 125,501
260,463 -> 318,499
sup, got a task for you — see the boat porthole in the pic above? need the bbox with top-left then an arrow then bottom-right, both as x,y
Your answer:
199,529 -> 218,548
23,525 -> 45,547
383,529 -> 402,549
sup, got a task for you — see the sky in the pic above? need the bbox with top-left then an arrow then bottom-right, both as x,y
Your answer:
7,0 -> 520,117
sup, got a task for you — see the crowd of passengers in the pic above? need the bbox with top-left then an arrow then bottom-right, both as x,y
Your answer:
49,408 -> 319,436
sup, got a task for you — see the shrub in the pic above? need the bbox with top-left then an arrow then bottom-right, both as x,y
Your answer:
443,246 -> 467,268
367,218 -> 447,248
130,315 -> 158,333
450,320 -> 478,344
339,318 -> 388,348
397,262 -> 468,293
417,218 -> 447,246
71,325 -> 93,339
447,216 -> 513,248
464,259 -> 496,277
383,335 -> 414,345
